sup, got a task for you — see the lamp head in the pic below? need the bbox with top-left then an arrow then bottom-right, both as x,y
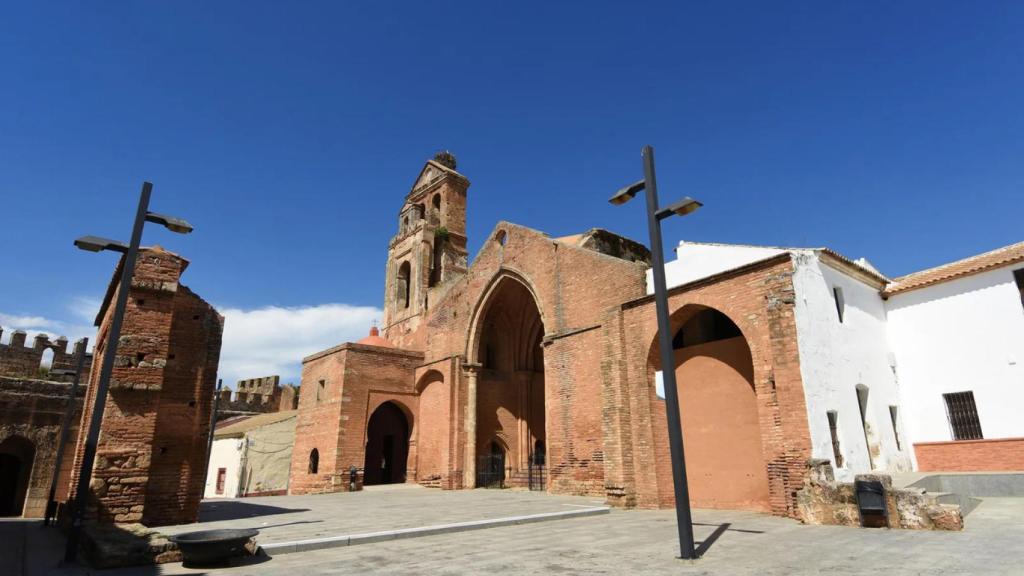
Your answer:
609,180 -> 645,206
146,212 -> 193,234
74,236 -> 130,253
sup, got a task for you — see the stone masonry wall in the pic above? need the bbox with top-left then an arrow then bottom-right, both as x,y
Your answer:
217,375 -> 298,421
0,329 -> 92,382
0,376 -> 85,517
67,247 -> 223,527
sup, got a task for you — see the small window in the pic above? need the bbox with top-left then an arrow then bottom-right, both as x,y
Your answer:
832,287 -> 845,323
943,391 -> 983,440
308,448 -> 319,474
889,405 -> 902,451
827,411 -> 844,468
1014,268 -> 1024,310
432,193 -> 441,211
215,468 -> 227,494
317,379 -> 326,402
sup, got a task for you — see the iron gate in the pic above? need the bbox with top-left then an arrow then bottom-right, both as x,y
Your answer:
477,453 -> 508,488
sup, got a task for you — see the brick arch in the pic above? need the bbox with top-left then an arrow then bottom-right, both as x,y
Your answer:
363,400 -> 412,485
367,397 -> 415,440
415,369 -> 444,393
644,303 -> 771,512
644,303 -> 761,374
622,259 -> 813,517
0,435 -> 36,517
415,369 -> 450,485
464,267 -> 549,365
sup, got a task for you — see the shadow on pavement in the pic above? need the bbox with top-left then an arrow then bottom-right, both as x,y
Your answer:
198,501 -> 309,522
693,522 -> 766,558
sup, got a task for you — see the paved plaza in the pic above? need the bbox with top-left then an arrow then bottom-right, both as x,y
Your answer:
6,487 -> 1023,576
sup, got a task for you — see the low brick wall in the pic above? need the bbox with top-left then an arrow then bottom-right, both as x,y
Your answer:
915,438 -> 1024,472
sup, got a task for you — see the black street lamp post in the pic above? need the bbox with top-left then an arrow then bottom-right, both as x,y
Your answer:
64,182 -> 192,563
43,340 -> 89,527
610,145 -> 702,560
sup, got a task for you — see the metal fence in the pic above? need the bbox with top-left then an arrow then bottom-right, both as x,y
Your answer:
477,453 -> 508,489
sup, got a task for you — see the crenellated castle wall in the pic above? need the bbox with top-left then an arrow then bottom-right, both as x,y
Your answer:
217,375 -> 298,421
0,329 -> 92,383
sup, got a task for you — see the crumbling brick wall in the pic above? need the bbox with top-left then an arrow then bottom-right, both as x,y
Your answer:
67,247 -> 223,527
216,375 -> 298,421
0,376 -> 85,517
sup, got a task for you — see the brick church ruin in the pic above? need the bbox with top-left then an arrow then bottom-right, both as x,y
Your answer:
289,153 -> 815,516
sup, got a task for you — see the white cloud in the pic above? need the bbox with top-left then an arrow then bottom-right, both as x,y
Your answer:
68,296 -> 102,323
0,310 -> 96,351
217,303 -> 382,388
2,298 -> 381,390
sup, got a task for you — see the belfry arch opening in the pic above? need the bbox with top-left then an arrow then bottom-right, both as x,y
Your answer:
473,275 -> 546,489
650,304 -> 770,512
363,401 -> 411,486
0,436 -> 35,517
397,261 -> 411,309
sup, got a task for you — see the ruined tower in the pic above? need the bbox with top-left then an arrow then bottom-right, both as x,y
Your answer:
382,152 -> 470,347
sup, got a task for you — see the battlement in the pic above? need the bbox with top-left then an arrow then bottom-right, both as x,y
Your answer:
0,326 -> 92,382
216,375 -> 298,421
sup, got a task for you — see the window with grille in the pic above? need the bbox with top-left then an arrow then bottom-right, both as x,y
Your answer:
215,468 -> 226,495
827,411 -> 844,467
943,391 -> 983,440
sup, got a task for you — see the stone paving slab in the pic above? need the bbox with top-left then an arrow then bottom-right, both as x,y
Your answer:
27,493 -> 1024,575
263,506 -> 610,554
158,485 -> 609,546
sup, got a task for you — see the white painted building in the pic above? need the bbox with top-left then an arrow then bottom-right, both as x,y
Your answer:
651,239 -> 1024,478
204,410 -> 298,499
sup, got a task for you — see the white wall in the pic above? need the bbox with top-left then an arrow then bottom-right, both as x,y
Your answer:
886,266 -> 1024,456
791,251 -> 912,481
651,242 -> 786,293
204,437 -> 243,498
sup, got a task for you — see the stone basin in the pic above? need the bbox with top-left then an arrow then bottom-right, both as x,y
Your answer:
168,528 -> 258,567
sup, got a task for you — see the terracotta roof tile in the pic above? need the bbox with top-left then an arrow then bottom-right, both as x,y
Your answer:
884,241 -> 1024,296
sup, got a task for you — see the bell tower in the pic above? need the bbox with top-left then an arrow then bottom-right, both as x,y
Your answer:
382,151 -> 470,347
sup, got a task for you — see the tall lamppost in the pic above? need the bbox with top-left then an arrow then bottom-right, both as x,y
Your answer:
64,182 -> 192,563
43,340 -> 88,527
610,145 -> 702,560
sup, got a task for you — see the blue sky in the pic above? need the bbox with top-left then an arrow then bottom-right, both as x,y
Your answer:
2,2 -> 1022,385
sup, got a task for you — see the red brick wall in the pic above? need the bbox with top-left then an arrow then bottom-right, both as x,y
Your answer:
615,256 -> 813,517
915,438 -> 1024,472
67,248 -> 223,527
415,370 -> 449,484
289,344 -> 423,494
417,222 -> 650,497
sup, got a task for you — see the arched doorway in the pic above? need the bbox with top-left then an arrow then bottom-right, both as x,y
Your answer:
473,275 -> 545,488
0,436 -> 36,517
651,305 -> 771,512
363,402 -> 410,485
